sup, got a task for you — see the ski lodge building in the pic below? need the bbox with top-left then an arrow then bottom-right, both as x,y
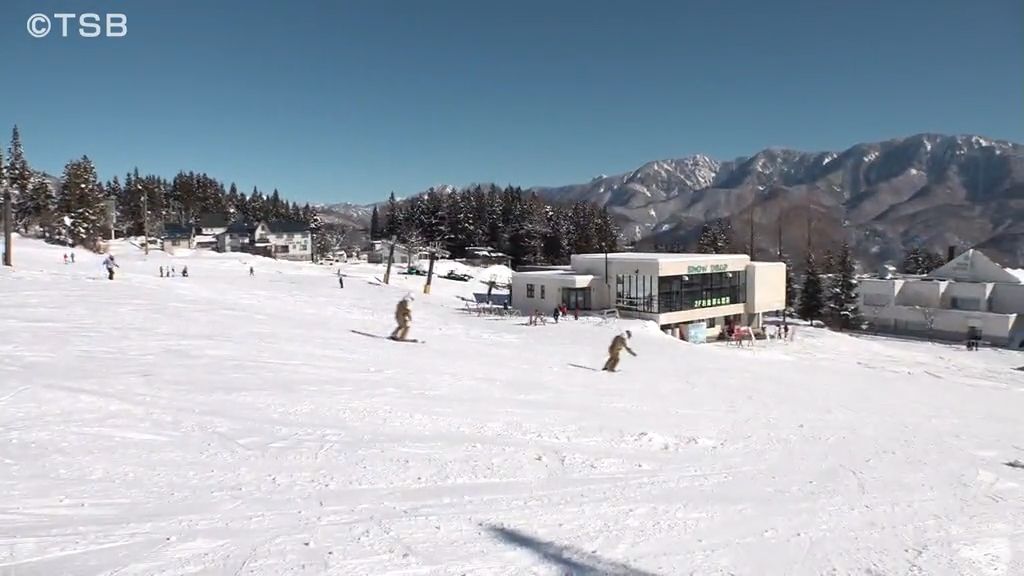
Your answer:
859,249 -> 1024,348
511,253 -> 787,342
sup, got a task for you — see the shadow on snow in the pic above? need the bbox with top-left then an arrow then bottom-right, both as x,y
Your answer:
485,524 -> 659,576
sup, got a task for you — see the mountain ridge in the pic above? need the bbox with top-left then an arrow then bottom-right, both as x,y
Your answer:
318,133 -> 1024,268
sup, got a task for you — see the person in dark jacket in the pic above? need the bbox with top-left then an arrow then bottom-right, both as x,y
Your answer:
390,295 -> 413,340
338,275 -> 345,289
602,330 -> 637,372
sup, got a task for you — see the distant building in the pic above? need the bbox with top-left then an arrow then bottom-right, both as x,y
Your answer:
511,252 -> 786,342
161,223 -> 195,254
464,246 -> 511,268
253,221 -> 312,261
216,222 -> 256,253
193,213 -> 232,249
860,248 -> 1024,348
215,221 -> 312,261
366,240 -> 430,265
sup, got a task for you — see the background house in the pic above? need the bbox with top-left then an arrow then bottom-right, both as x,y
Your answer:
252,221 -> 312,261
464,246 -> 512,268
161,223 -> 195,254
860,249 -> 1024,347
366,240 -> 429,264
216,222 -> 256,253
194,213 -> 232,249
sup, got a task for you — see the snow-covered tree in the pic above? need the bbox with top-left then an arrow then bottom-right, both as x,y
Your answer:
902,247 -> 945,275
826,241 -> 864,331
56,156 -> 105,248
697,218 -> 733,254
797,251 -> 825,323
6,126 -> 32,201
15,174 -> 56,235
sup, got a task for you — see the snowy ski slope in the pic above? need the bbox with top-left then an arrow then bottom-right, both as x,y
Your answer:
2,237 -> 1024,575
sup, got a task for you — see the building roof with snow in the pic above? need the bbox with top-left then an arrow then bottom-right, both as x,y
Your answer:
925,249 -> 1022,284
264,221 -> 310,234
162,223 -> 194,240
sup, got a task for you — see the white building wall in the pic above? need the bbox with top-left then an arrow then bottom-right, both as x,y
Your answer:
746,261 -> 786,313
895,280 -> 945,307
991,284 -> 1024,314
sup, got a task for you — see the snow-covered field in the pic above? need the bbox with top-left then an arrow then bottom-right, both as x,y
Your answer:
2,237 -> 1024,575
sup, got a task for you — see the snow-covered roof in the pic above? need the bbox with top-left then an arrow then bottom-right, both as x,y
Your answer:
926,249 -> 1021,284
1007,268 -> 1024,283
573,252 -> 750,263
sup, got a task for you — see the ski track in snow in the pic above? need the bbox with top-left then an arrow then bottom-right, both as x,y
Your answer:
1,238 -> 1024,575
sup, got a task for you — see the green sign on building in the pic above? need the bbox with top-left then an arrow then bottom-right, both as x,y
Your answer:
694,296 -> 731,308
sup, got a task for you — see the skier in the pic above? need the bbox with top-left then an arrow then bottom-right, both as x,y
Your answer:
553,306 -> 561,324
390,295 -> 413,341
572,306 -> 579,320
70,252 -> 75,264
160,266 -> 164,278
103,255 -> 119,280
181,265 -> 189,278
602,330 -> 637,372
170,266 -> 176,277
338,275 -> 344,289
249,266 -> 254,277
63,253 -> 68,265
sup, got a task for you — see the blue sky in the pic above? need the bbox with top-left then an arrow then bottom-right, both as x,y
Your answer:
2,0 -> 1021,204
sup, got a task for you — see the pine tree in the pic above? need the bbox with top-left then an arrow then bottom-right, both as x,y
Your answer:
826,241 -> 864,330
383,192 -> 402,239
56,156 -> 105,248
902,247 -> 923,274
696,221 -> 718,253
6,126 -> 32,201
797,251 -> 825,323
369,206 -> 381,240
713,218 -> 734,253
15,174 -> 56,235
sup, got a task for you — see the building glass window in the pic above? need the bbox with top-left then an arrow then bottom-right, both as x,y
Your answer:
562,288 -> 592,310
615,273 -> 658,313
526,284 -> 535,298
655,271 -> 746,313
540,285 -> 546,299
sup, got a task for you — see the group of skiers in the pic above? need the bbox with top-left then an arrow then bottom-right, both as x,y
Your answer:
159,265 -> 188,278
62,252 -> 76,265
528,304 -> 579,326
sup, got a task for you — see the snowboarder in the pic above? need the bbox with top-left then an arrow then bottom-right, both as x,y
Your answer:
103,255 -> 119,280
160,266 -> 164,278
602,330 -> 637,372
181,265 -> 189,278
63,253 -> 68,265
390,295 -> 413,341
338,275 -> 344,289
553,306 -> 561,323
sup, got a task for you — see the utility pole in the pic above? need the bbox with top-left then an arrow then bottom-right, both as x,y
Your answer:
777,220 -> 783,260
748,208 -> 755,260
423,248 -> 436,294
383,236 -> 396,284
1,149 -> 10,267
2,188 -> 12,267
142,187 -> 149,255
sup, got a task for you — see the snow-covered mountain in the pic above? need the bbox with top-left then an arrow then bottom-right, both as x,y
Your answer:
533,134 -> 1024,267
